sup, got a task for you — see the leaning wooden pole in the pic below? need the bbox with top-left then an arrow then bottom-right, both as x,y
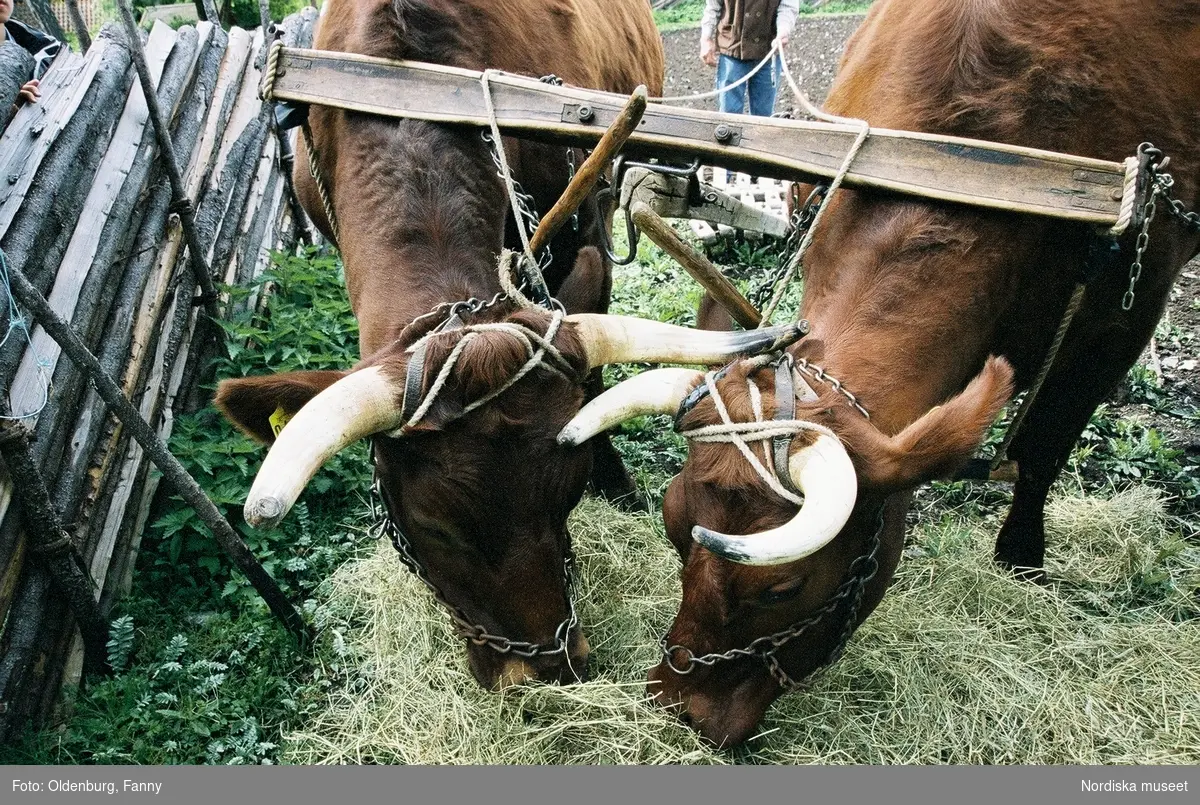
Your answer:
0,423 -> 109,674
63,0 -> 92,53
115,0 -> 221,325
630,201 -> 762,329
528,86 -> 647,256
2,256 -> 312,644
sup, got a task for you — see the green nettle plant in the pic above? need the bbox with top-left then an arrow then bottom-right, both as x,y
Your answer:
142,248 -> 373,606
6,248 -> 374,764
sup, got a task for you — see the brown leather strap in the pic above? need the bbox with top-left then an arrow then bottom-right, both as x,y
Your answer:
400,341 -> 429,426
772,357 -> 802,497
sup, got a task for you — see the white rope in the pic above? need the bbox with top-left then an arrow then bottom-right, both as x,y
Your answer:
497,249 -> 538,310
1108,155 -> 1140,237
402,311 -> 571,429
760,49 -> 872,325
480,70 -> 539,263
654,41 -> 782,104
678,370 -> 838,508
0,248 -> 51,421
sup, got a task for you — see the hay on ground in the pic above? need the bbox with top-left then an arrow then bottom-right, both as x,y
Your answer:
284,487 -> 1200,764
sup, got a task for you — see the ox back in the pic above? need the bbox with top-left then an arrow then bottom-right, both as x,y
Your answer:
646,0 -> 1200,747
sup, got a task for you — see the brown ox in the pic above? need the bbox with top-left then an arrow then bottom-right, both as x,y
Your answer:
563,0 -> 1200,745
216,0 -> 804,690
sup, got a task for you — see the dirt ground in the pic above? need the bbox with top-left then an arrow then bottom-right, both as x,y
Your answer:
659,14 -> 863,112
660,14 -> 1200,460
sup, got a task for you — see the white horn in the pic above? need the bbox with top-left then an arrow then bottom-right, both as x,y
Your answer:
567,314 -> 806,369
692,431 -> 857,565
558,367 -> 703,446
244,367 -> 403,528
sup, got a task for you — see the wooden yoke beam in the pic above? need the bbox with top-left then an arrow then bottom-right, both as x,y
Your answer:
265,47 -> 1133,227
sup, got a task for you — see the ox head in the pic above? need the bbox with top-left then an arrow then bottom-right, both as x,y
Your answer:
217,308 -> 805,690
560,351 -> 1013,745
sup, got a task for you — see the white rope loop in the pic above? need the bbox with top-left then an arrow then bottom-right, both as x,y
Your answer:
678,369 -> 839,509
401,310 -> 572,430
1108,155 -> 1140,237
654,40 -> 783,104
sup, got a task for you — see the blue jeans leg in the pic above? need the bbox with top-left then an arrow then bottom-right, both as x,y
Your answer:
747,53 -> 781,117
717,54 -> 780,117
716,54 -> 750,115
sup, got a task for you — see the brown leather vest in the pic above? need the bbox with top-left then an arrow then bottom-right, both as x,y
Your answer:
716,0 -> 783,62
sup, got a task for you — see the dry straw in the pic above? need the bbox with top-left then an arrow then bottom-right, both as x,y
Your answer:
285,487 -> 1199,764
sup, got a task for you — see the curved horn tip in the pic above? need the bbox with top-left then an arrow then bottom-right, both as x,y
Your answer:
556,423 -> 589,447
245,496 -> 289,529
691,525 -> 754,563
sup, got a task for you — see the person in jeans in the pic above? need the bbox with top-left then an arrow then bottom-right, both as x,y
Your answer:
700,0 -> 799,116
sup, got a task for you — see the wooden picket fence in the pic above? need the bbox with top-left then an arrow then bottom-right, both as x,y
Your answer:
0,8 -> 317,741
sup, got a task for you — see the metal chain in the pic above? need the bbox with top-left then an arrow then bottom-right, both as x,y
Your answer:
1123,177 -> 1161,311
748,184 -> 827,311
481,130 -> 553,275
660,512 -> 882,691
1161,187 -> 1200,232
404,291 -> 510,333
565,148 -> 580,233
792,356 -> 871,420
370,472 -> 579,658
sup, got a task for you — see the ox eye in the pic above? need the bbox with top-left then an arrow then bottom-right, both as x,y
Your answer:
758,579 -> 805,606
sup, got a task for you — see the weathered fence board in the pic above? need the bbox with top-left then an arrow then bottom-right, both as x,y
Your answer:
0,10 -> 313,741
7,23 -> 175,421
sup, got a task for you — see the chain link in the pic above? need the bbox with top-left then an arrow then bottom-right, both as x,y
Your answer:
371,473 -> 579,658
748,184 -> 827,313
566,148 -> 580,233
481,130 -> 553,275
1162,191 -> 1200,232
660,512 -> 882,691
1123,177 -> 1161,311
792,356 -> 871,420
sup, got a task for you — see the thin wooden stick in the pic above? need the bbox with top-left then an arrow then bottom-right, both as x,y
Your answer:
528,86 -> 647,256
630,201 -> 762,329
115,0 -> 221,324
2,256 -> 312,644
63,0 -> 92,52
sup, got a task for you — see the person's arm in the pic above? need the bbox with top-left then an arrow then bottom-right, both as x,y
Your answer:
775,0 -> 800,46
700,0 -> 722,66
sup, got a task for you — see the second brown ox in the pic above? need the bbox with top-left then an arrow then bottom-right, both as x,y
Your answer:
562,0 -> 1200,745
216,0 -> 806,690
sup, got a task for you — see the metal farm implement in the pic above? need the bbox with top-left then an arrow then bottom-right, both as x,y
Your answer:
259,43 -> 1194,482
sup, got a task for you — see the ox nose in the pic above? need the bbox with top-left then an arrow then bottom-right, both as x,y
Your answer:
647,662 -> 766,749
468,630 -> 591,689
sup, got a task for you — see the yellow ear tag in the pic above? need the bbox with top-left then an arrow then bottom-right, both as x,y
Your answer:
269,405 -> 293,439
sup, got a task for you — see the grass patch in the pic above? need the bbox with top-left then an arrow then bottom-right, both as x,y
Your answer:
287,488 -> 1199,764
654,0 -> 876,31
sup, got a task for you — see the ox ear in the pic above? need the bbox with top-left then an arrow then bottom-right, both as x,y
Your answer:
215,370 -> 348,444
845,356 -> 1015,491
